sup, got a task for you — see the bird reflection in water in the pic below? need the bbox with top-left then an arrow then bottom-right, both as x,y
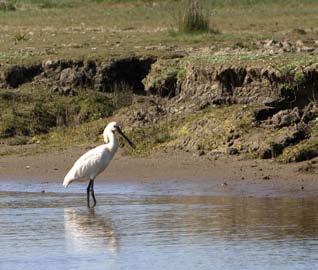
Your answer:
64,208 -> 118,254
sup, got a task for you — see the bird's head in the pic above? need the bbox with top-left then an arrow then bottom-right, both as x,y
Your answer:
103,122 -> 135,148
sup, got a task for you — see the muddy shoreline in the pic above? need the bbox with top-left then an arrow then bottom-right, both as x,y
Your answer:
1,147 -> 318,197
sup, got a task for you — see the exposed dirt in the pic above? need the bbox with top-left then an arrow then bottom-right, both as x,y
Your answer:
1,147 -> 318,198
2,47 -> 318,163
1,56 -> 156,92
136,57 -> 318,161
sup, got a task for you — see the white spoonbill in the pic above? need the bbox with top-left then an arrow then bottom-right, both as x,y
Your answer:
63,122 -> 135,208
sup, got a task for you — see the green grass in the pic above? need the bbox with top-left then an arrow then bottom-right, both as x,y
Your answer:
0,85 -> 116,139
0,1 -> 16,11
12,0 -> 79,9
1,0 -> 318,64
174,0 -> 211,34
125,104 -> 256,155
13,104 -> 256,156
277,139 -> 318,163
3,0 -> 318,158
126,122 -> 176,156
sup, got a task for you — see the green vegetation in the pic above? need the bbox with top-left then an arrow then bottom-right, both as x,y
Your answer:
0,1 -> 16,11
112,82 -> 134,109
126,122 -> 176,156
278,139 -> 318,163
1,0 -> 318,64
3,0 -> 318,160
122,104 -> 256,156
276,121 -> 318,163
142,58 -> 186,94
175,0 -> 212,34
11,0 -> 78,9
0,85 -> 116,140
1,103 -> 256,156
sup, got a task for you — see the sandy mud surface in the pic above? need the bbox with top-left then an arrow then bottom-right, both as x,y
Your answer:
1,147 -> 318,198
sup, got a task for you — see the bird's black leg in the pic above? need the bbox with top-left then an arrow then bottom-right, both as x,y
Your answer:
87,180 -> 92,208
90,180 -> 97,208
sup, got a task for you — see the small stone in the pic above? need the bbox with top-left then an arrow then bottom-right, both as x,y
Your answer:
263,175 -> 270,180
296,40 -> 304,47
222,182 -> 228,187
271,108 -> 300,128
42,59 -> 54,69
251,142 -> 259,151
265,39 -> 278,47
227,147 -> 239,155
25,166 -> 31,169
50,85 -> 59,93
301,46 -> 315,53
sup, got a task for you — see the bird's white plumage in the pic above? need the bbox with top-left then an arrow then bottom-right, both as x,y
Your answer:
63,122 -> 119,187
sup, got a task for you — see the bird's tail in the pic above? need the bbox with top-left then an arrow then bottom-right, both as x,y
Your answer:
63,176 -> 72,188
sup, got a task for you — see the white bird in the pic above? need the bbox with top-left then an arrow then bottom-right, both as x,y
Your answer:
63,122 -> 135,208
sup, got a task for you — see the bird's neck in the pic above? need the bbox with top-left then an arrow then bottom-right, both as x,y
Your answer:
106,132 -> 118,153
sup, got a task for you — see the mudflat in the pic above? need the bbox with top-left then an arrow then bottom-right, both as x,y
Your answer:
1,147 -> 317,197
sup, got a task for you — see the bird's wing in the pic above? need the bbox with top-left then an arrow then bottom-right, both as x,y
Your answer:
64,146 -> 110,186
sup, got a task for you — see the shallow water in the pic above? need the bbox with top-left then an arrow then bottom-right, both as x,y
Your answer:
1,180 -> 318,270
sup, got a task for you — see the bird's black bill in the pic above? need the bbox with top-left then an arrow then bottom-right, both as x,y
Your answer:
116,127 -> 136,148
